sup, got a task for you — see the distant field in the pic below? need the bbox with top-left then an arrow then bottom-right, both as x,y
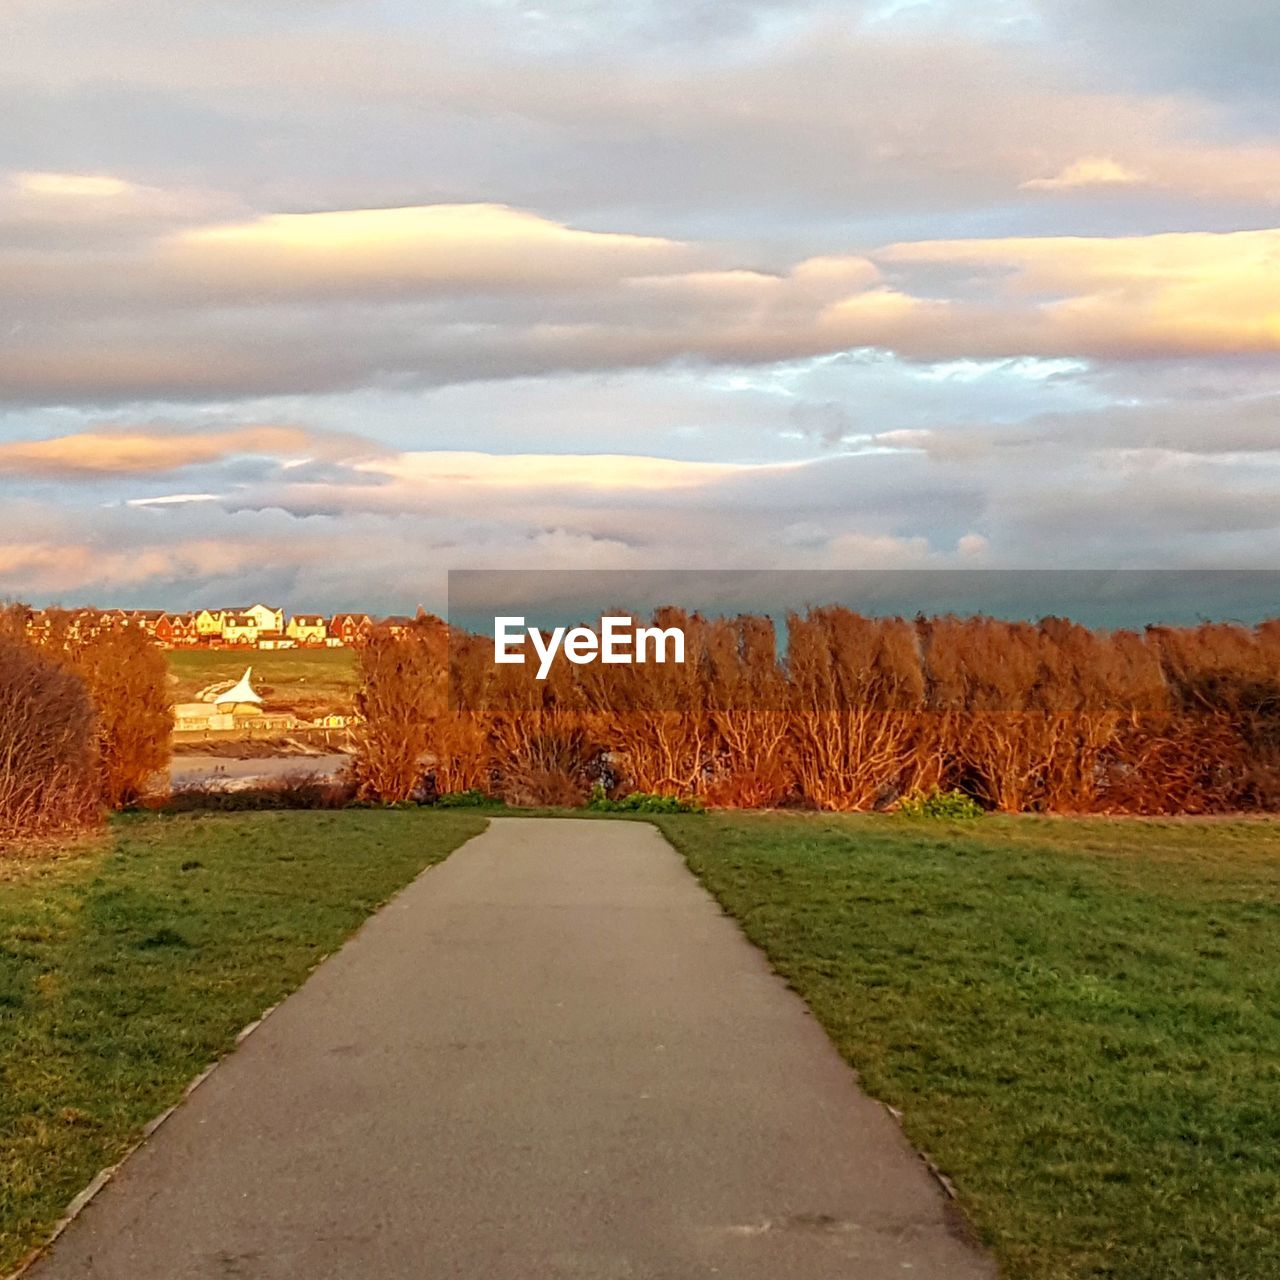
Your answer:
167,648 -> 357,718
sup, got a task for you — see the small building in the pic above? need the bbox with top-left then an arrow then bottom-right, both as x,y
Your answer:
194,609 -> 227,639
214,668 -> 264,714
116,609 -> 167,636
378,614 -> 416,639
170,613 -> 198,646
155,613 -> 198,647
221,613 -> 259,646
331,613 -> 374,646
224,604 -> 284,634
287,614 -> 329,646
64,610 -> 100,643
174,668 -> 297,734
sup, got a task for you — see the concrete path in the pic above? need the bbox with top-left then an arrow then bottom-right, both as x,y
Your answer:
28,818 -> 994,1279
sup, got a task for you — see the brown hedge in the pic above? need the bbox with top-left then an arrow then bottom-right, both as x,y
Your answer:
0,634 -> 101,844
348,609 -> 1280,812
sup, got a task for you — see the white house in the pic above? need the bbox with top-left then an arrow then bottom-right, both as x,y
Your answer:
226,604 -> 284,634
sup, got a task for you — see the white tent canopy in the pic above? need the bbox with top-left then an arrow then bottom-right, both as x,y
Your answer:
214,667 -> 263,706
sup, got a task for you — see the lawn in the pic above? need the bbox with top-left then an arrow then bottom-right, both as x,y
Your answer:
0,809 -> 486,1275
167,648 -> 357,719
654,813 -> 1280,1280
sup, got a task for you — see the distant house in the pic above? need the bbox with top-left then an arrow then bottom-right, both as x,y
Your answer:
194,609 -> 227,639
286,614 -> 329,646
155,613 -> 199,647
118,609 -> 167,636
56,611 -> 86,641
330,613 -> 374,646
224,604 -> 284,634
170,613 -> 198,646
23,612 -> 51,644
221,613 -> 259,646
20,602 -> 405,654
378,615 -> 415,639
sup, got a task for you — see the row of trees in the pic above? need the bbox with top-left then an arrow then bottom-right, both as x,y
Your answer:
353,610 -> 1280,813
4,599 -> 1276,834
0,607 -> 172,844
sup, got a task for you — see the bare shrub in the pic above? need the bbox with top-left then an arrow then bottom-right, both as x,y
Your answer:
789,609 -> 923,811
491,711 -> 599,806
0,635 -> 101,843
703,615 -> 794,808
357,601 -> 1280,816
586,609 -> 715,797
70,626 -> 172,807
1143,622 -> 1280,809
352,626 -> 441,802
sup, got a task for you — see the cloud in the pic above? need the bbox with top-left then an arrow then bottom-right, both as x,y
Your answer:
3,197 -> 1279,405
878,394 -> 1280,460
5,406 -> 1280,610
6,14 -> 1280,236
0,168 -> 241,252
4,0 -> 1280,605
170,204 -> 692,300
0,424 -> 379,477
1035,0 -> 1280,107
1021,157 -> 1147,190
367,451 -> 789,492
879,229 -> 1280,358
126,493 -> 221,506
14,171 -> 135,198
0,532 -> 267,595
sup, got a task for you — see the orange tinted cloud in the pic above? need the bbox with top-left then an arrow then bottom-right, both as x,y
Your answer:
0,425 -> 328,476
4,195 -> 1280,400
882,229 -> 1280,356
0,538 -> 262,591
169,203 -> 692,297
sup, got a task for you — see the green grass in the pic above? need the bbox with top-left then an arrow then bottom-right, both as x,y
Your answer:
0,809 -> 485,1274
653,813 -> 1280,1280
167,648 -> 357,717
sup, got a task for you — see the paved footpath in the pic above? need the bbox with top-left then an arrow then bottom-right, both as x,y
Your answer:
29,818 -> 994,1279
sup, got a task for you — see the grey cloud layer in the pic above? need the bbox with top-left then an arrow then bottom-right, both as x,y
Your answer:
5,6 -> 1279,238
4,192 -> 1278,405
3,0 -> 1279,604
3,394 -> 1279,610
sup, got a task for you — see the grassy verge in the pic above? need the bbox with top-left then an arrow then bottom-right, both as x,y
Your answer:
654,813 -> 1280,1280
0,809 -> 485,1274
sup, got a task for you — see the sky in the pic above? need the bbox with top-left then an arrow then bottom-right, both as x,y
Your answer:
2,0 -> 1279,614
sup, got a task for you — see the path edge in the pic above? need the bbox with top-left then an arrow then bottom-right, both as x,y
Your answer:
645,815 -> 987,1253
3,823 -> 487,1280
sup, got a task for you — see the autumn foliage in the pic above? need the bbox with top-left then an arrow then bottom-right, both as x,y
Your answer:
0,634 -> 101,844
1,605 -> 172,822
353,608 -> 1280,813
351,625 -> 445,802
68,627 -> 173,808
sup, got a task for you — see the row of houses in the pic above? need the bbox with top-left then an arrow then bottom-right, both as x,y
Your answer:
22,605 -> 417,650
